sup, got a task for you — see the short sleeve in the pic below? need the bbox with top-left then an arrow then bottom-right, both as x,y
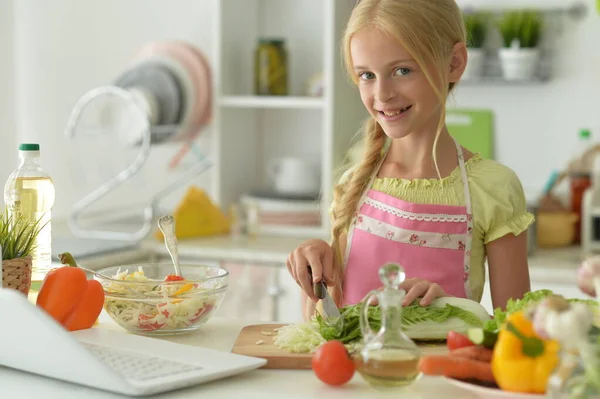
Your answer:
470,161 -> 535,244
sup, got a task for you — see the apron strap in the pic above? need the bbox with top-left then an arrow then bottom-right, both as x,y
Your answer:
452,138 -> 473,217
452,137 -> 474,299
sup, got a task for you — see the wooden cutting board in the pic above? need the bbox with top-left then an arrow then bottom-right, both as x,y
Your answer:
231,323 -> 449,370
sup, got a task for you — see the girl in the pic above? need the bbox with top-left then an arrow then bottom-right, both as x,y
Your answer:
286,0 -> 534,320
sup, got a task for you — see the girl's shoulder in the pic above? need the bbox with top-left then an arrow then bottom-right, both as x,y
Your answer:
466,155 -> 525,195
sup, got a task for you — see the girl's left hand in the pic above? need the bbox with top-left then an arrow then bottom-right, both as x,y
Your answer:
400,278 -> 449,307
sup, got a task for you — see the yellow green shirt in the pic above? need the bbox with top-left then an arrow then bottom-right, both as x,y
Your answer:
339,154 -> 534,303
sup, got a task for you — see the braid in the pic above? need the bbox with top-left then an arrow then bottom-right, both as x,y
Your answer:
329,118 -> 386,305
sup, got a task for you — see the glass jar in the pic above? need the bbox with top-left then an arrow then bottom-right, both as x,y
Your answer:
547,336 -> 600,399
254,38 -> 288,95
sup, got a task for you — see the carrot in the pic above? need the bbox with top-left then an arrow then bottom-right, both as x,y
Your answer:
450,345 -> 494,363
418,355 -> 496,383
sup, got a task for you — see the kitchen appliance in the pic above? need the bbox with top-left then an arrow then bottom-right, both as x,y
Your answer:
62,41 -> 213,244
0,288 -> 265,396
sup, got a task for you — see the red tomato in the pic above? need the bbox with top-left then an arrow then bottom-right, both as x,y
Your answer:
164,275 -> 185,282
312,340 -> 355,386
447,331 -> 475,351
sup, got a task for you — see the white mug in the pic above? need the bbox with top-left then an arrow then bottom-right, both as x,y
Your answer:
268,158 -> 320,195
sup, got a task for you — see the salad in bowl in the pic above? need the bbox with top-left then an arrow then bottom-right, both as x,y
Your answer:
93,263 -> 228,335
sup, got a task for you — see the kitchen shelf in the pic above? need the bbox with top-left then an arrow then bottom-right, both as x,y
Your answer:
459,76 -> 550,86
458,0 -> 587,18
219,95 -> 325,109
211,0 -> 367,238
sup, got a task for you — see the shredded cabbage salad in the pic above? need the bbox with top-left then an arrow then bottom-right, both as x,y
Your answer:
273,320 -> 326,353
103,267 -> 220,333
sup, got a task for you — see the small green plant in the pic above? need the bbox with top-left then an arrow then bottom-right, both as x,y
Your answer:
0,208 -> 46,260
463,12 -> 488,49
497,10 -> 543,48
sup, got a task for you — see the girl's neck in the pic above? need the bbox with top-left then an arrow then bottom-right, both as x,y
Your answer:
378,126 -> 463,180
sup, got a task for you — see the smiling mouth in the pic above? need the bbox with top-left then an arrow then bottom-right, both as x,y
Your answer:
379,105 -> 412,117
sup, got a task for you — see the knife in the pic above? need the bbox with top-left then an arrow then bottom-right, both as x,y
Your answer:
309,266 -> 342,323
313,280 -> 341,320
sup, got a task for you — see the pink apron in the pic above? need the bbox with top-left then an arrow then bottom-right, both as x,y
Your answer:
342,138 -> 474,305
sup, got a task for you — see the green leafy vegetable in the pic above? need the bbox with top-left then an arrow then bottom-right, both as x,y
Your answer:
483,289 -> 600,332
315,299 -> 484,345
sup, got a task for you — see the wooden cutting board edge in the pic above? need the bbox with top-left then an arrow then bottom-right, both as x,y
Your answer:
231,323 -> 449,370
231,323 -> 312,369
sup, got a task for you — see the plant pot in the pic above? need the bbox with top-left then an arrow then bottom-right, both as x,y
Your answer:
2,256 -> 33,296
463,48 -> 486,80
498,47 -> 541,81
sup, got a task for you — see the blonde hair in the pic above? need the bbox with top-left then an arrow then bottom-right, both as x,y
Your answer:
329,0 -> 466,305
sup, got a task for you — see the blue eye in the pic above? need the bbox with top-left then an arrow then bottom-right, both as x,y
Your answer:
359,72 -> 375,80
394,68 -> 411,76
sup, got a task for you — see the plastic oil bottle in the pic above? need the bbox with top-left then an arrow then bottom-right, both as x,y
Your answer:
3,143 -> 55,282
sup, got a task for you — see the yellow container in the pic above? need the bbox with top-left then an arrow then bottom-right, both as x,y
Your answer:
536,211 -> 579,248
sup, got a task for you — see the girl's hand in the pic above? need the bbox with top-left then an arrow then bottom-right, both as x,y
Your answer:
363,278 -> 449,307
400,278 -> 449,307
286,239 -> 335,303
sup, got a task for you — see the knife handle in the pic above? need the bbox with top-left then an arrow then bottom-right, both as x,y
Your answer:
308,266 -> 327,300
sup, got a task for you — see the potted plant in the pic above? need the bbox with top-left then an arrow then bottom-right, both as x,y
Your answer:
0,209 -> 46,296
462,11 -> 488,80
497,10 -> 544,81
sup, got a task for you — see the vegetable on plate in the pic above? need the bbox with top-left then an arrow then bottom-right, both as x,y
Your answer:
491,310 -> 560,394
418,354 -> 495,383
36,252 -> 105,332
447,330 -> 475,351
450,345 -> 493,363
467,327 -> 498,349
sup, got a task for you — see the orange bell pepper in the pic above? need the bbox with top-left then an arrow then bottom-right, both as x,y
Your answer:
36,252 -> 105,332
491,310 -> 560,394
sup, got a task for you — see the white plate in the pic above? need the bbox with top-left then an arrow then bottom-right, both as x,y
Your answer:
444,377 -> 545,399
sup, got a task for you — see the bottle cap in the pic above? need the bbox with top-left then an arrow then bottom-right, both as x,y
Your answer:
19,143 -> 40,151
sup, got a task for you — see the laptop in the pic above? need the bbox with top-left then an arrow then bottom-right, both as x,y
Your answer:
0,288 -> 266,396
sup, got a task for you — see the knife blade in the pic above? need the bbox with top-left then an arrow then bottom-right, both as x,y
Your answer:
314,281 -> 341,320
308,266 -> 342,320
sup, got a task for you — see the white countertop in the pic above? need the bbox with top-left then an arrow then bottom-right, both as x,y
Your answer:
0,311 -> 478,399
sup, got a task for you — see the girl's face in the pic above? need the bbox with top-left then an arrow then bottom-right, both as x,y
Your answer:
350,27 -> 462,140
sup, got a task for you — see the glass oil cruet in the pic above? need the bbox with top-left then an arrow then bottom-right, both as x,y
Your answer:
355,263 -> 421,388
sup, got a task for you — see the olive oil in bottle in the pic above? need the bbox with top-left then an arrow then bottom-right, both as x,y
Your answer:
357,263 -> 421,389
354,348 -> 420,387
4,144 -> 55,283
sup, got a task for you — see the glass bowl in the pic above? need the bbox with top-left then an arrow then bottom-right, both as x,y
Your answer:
93,263 -> 229,336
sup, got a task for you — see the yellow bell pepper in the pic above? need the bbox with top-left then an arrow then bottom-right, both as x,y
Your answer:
491,310 -> 560,394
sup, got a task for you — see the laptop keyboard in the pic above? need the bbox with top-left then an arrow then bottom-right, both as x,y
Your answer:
81,342 -> 204,382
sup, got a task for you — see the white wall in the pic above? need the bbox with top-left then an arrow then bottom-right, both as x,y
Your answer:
453,0 -> 600,197
0,0 -> 16,204
13,0 -> 216,221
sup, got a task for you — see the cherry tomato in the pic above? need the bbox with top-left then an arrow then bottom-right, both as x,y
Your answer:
447,330 -> 475,351
164,275 -> 185,282
312,340 -> 355,386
